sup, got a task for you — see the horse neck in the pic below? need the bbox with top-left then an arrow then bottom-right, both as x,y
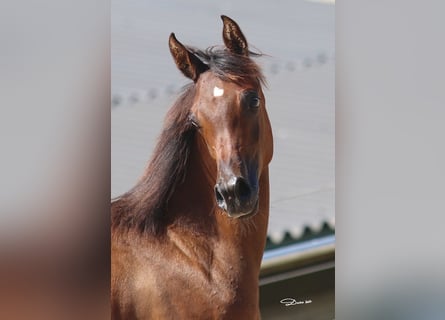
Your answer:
167,133 -> 270,273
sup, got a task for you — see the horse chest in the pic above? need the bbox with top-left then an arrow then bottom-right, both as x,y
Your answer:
130,244 -> 259,319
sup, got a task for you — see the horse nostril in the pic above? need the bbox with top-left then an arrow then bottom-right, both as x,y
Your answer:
235,178 -> 251,200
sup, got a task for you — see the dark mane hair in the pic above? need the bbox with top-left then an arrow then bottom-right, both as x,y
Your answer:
191,46 -> 266,86
111,48 -> 264,235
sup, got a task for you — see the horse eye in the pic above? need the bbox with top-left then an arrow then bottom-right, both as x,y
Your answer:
243,91 -> 260,110
250,97 -> 260,108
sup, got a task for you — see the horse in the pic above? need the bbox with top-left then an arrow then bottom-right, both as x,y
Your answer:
111,15 -> 273,319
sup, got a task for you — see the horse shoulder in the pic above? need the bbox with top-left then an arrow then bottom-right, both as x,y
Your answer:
111,233 -> 160,319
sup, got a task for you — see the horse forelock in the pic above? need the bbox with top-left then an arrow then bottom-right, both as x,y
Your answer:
190,46 -> 266,88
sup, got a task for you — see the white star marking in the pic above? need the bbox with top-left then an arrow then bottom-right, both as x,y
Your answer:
213,86 -> 224,97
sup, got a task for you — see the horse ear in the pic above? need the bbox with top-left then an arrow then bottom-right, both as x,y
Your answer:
169,33 -> 208,82
221,15 -> 249,56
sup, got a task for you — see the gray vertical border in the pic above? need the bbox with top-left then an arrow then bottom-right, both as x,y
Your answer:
337,1 -> 445,318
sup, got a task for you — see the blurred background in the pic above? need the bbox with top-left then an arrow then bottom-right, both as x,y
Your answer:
112,0 -> 334,318
2,1 -> 444,319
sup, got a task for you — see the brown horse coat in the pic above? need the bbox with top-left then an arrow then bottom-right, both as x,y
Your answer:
112,16 -> 273,319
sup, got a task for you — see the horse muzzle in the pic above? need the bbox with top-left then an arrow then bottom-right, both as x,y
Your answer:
214,176 -> 259,218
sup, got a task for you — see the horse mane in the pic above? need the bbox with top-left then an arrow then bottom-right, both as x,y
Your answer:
112,47 -> 265,236
111,84 -> 196,235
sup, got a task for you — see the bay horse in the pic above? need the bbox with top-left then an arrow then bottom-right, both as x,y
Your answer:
111,16 -> 273,319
